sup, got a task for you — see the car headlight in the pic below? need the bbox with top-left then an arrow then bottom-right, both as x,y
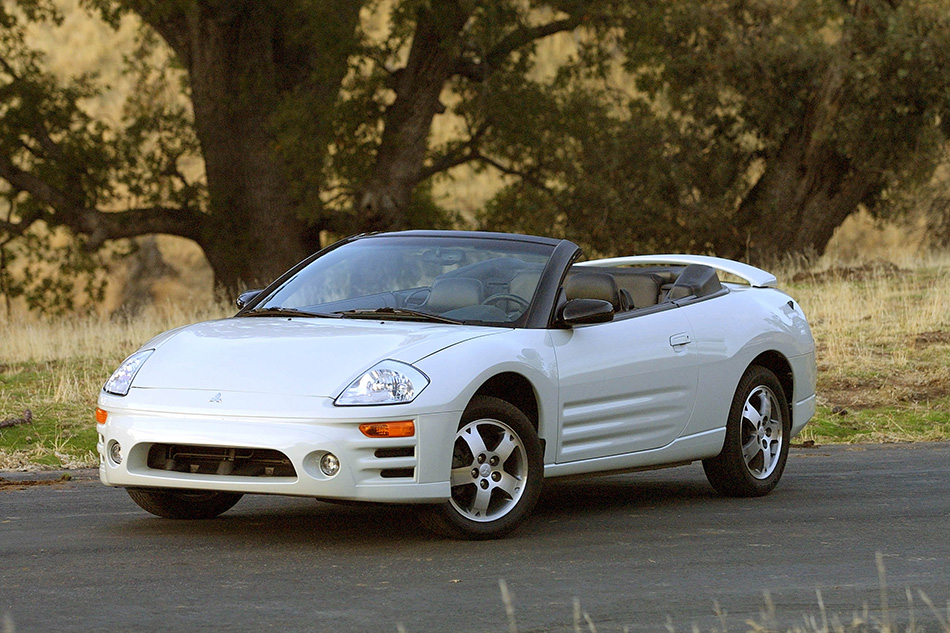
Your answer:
103,349 -> 154,397
335,360 -> 429,406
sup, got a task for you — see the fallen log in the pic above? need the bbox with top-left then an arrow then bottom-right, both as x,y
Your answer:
0,409 -> 33,429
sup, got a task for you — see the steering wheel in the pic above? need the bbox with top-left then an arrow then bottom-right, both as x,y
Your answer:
481,293 -> 530,311
404,288 -> 431,307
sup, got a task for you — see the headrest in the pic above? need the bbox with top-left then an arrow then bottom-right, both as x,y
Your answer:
564,272 -> 621,309
667,264 -> 722,301
427,277 -> 483,313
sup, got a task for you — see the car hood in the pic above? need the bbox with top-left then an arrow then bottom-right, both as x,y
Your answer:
131,317 -> 503,397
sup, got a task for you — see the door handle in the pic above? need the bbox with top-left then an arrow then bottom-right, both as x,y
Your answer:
669,333 -> 692,347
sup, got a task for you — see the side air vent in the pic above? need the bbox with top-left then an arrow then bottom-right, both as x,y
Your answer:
374,447 -> 415,459
380,468 -> 415,479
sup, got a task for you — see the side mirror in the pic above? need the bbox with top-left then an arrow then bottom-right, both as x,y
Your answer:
559,298 -> 614,325
236,289 -> 263,309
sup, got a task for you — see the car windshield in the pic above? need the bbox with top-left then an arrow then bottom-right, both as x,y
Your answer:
250,234 -> 556,326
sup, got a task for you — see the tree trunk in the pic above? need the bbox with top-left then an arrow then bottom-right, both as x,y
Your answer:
719,4 -> 884,265
355,2 -> 472,231
131,0 -> 361,294
723,129 -> 881,265
180,3 -> 313,291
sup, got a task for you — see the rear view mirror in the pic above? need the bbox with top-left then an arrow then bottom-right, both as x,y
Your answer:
422,248 -> 465,266
559,298 -> 614,325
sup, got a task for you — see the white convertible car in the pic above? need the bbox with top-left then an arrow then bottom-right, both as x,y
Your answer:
97,231 -> 816,539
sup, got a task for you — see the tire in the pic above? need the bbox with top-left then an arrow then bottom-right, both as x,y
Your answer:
703,366 -> 791,497
126,487 -> 243,519
419,395 -> 543,540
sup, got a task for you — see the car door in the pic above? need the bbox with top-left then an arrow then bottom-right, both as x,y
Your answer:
550,307 -> 699,462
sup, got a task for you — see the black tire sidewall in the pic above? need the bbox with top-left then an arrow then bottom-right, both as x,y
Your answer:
703,366 -> 791,497
126,487 -> 243,519
420,395 -> 543,539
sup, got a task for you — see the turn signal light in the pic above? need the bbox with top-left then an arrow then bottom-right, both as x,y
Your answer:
95,408 -> 108,425
359,421 -> 415,438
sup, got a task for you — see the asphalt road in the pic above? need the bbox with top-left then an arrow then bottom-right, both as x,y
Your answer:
2,443 -> 949,633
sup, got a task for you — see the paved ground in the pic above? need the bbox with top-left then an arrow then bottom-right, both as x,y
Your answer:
2,443 -> 949,633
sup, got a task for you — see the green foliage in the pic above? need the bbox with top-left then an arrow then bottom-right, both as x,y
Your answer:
3,0 -> 950,311
0,222 -> 112,315
476,86 -> 686,254
0,3 -> 116,313
481,0 -> 950,257
271,1 -> 367,228
0,1 -> 206,314
837,1 -> 950,185
115,26 -> 205,212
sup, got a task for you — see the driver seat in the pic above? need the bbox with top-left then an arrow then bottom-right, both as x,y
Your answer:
426,277 -> 483,313
564,272 -> 626,311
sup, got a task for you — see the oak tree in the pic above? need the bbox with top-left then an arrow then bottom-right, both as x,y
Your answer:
0,0 -> 614,301
2,0 -> 949,312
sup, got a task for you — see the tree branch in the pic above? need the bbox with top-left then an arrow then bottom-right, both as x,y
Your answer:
455,16 -> 587,81
84,205 -> 206,249
0,52 -> 18,78
0,154 -> 206,248
357,1 -> 474,227
418,147 -> 480,181
0,409 -> 32,430
118,1 -> 190,64
475,154 -> 562,208
0,216 -> 28,238
0,155 -> 74,211
418,124 -> 490,181
31,120 -> 66,163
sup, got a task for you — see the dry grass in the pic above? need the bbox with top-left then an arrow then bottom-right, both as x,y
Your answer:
0,299 -> 231,470
777,250 -> 950,444
791,259 -> 950,407
2,250 -> 948,470
0,298 -> 229,365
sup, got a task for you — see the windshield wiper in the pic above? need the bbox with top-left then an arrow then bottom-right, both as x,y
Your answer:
242,306 -> 337,318
335,307 -> 462,324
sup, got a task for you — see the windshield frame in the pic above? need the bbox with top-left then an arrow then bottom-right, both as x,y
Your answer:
237,231 -> 578,329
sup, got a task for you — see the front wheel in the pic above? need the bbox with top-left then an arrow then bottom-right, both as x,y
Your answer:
703,366 -> 790,497
126,488 -> 243,519
419,396 -> 543,539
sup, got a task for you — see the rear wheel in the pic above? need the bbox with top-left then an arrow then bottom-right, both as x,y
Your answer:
419,396 -> 543,539
703,366 -> 790,497
126,488 -> 243,519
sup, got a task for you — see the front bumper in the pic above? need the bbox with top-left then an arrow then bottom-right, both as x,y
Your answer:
97,396 -> 459,503
786,350 -> 817,438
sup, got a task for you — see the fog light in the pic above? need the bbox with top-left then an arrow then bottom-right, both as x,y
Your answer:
109,441 -> 122,465
319,452 -> 340,477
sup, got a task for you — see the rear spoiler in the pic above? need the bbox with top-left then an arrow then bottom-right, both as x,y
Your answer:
577,254 -> 778,288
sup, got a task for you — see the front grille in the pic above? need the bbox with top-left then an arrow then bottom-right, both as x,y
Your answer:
146,444 -> 296,478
